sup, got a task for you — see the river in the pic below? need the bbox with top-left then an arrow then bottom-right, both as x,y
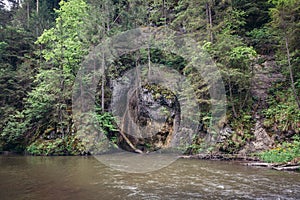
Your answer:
0,154 -> 299,200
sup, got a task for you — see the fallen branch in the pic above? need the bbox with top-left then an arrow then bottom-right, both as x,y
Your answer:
245,162 -> 274,167
245,162 -> 300,171
272,166 -> 300,171
119,103 -> 143,154
179,153 -> 300,171
119,128 -> 143,154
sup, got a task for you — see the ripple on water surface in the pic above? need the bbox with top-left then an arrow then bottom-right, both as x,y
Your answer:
0,155 -> 299,200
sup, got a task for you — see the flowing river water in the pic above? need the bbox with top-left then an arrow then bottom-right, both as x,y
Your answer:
0,154 -> 299,200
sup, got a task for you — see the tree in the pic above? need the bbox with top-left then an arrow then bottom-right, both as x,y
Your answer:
205,8 -> 257,118
172,0 -> 207,37
269,0 -> 300,109
1,0 -> 89,152
0,24 -> 35,150
232,0 -> 272,31
9,0 -> 58,37
35,0 -> 88,134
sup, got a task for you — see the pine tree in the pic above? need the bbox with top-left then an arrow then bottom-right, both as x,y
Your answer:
269,0 -> 300,109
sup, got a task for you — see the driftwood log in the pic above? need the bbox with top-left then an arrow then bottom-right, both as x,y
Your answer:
245,162 -> 300,171
179,153 -> 260,161
179,153 -> 299,171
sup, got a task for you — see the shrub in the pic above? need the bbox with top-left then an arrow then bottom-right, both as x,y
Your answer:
259,135 -> 300,163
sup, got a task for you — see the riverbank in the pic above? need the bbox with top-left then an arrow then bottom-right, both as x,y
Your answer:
179,153 -> 300,171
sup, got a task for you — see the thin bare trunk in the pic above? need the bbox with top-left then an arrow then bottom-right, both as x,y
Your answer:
147,43 -> 151,80
135,57 -> 141,135
228,81 -> 238,118
208,3 -> 213,42
58,17 -> 65,138
285,36 -> 300,109
280,9 -> 300,109
105,1 -> 110,32
36,0 -> 39,36
135,55 -> 141,87
80,75 -> 84,112
206,1 -> 213,43
27,1 -> 29,29
36,0 -> 38,14
241,88 -> 249,110
163,0 -> 166,25
101,53 -> 105,111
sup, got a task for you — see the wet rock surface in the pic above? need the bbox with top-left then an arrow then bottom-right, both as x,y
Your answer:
239,120 -> 274,155
251,56 -> 284,102
219,56 -> 282,155
118,84 -> 181,152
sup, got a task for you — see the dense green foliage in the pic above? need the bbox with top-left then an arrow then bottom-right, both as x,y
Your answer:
259,135 -> 300,163
0,0 -> 299,162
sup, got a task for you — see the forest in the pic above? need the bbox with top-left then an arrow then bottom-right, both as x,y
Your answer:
0,0 -> 299,164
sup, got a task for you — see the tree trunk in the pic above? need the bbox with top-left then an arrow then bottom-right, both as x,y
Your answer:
105,1 -> 110,32
228,80 -> 238,118
163,0 -> 166,25
27,1 -> 29,29
36,0 -> 38,14
147,43 -> 151,80
206,1 -> 213,43
101,52 -> 105,111
59,16 -> 65,138
208,3 -> 213,42
285,36 -> 300,109
36,0 -> 39,36
280,10 -> 300,110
